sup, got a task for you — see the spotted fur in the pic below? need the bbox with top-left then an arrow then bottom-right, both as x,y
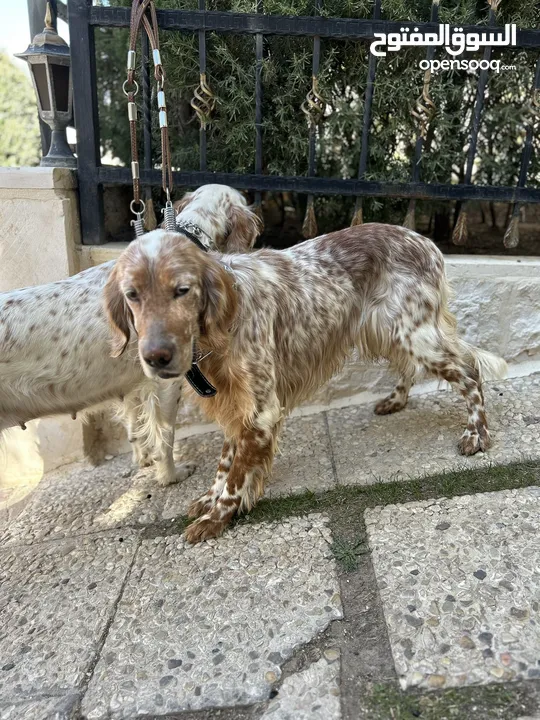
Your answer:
107,224 -> 507,541
0,185 -> 260,486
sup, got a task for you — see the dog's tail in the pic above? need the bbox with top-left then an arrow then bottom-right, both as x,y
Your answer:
438,277 -> 508,383
470,347 -> 508,382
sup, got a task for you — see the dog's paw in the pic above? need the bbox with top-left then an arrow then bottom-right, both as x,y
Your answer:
374,394 -> 407,415
458,428 -> 492,456
175,461 -> 197,482
136,454 -> 153,469
184,515 -> 227,544
154,461 -> 198,487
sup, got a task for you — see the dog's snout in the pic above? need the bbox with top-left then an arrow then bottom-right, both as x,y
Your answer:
143,345 -> 174,368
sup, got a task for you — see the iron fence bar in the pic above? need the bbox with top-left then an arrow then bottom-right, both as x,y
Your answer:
452,0 -> 498,245
351,0 -> 380,226
302,0 -> 323,238
254,0 -> 264,211
504,55 -> 540,248
69,0 -> 105,244
96,166 -> 540,204
190,0 -> 215,170
88,8 -> 540,48
403,0 -> 439,229
464,18 -> 496,185
198,0 -> 208,171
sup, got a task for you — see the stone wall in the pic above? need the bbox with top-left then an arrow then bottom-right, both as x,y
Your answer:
0,168 -> 84,491
0,168 -> 80,291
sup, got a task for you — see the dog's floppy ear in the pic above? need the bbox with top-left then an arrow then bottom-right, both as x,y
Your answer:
103,264 -> 133,358
223,201 -> 262,252
200,260 -> 237,351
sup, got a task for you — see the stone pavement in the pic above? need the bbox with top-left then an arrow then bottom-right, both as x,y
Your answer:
1,373 -> 540,719
366,487 -> 540,691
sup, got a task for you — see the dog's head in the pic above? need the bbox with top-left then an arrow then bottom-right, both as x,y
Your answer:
104,230 -> 237,379
167,184 -> 262,252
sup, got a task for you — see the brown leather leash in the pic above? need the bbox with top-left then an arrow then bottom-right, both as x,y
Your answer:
123,0 -> 216,397
124,0 -> 176,236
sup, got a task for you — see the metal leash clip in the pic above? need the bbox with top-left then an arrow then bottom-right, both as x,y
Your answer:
162,190 -> 176,232
193,348 -> 212,364
130,199 -> 146,238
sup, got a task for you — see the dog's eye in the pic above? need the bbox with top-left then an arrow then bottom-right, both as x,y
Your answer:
125,289 -> 139,302
174,286 -> 190,298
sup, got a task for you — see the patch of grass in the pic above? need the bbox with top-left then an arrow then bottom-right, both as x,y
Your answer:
244,489 -> 324,524
330,534 -> 369,572
239,460 -> 540,529
173,460 -> 540,540
365,680 -> 539,720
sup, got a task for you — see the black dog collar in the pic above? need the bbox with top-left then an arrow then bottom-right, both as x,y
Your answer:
185,345 -> 217,397
176,220 -> 215,252
175,221 -> 218,397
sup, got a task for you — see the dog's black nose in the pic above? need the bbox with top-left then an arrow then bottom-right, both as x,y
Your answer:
143,347 -> 173,368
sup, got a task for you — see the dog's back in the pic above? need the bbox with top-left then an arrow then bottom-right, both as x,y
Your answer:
217,223 -> 505,411
0,262 -> 141,430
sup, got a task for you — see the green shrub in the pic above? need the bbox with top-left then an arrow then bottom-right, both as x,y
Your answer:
0,53 -> 41,167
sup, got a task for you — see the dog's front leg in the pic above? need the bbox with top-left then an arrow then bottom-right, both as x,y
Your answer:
122,390 -> 153,471
153,382 -> 196,486
184,408 -> 279,543
187,439 -> 237,518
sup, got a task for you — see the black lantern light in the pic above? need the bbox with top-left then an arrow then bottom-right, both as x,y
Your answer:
16,3 -> 76,168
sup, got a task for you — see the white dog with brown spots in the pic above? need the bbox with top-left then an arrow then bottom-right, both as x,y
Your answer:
0,185 -> 260,486
105,224 -> 507,543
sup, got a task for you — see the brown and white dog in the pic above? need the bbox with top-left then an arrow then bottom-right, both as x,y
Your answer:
105,223 -> 507,541
0,185 -> 260,486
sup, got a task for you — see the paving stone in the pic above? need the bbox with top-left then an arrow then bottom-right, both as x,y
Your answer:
1,413 -> 333,543
161,414 -> 335,520
0,485 -> 35,533
0,693 -> 80,720
0,532 -> 139,701
160,431 -> 222,520
0,484 -> 31,510
0,454 -> 164,546
261,654 -> 341,720
269,415 -> 335,496
328,374 -> 540,486
365,487 -> 540,690
82,515 -> 342,719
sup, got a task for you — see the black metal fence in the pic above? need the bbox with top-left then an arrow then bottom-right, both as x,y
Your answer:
64,0 -> 540,245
